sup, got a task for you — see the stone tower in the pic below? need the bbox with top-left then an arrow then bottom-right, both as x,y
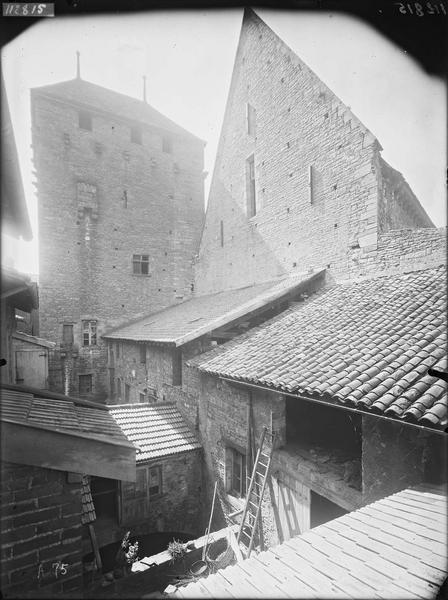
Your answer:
32,70 -> 205,401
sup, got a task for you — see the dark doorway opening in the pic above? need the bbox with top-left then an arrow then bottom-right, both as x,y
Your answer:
310,490 -> 348,529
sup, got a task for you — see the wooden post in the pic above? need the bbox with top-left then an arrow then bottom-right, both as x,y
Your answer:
88,523 -> 102,572
202,481 -> 217,561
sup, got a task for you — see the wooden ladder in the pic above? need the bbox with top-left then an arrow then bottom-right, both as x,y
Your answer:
236,426 -> 275,559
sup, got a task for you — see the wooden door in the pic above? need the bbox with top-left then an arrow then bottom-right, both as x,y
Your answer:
15,349 -> 48,389
119,467 -> 149,524
274,477 -> 310,542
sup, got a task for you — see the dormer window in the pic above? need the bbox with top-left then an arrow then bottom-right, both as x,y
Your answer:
131,126 -> 142,145
79,110 -> 92,131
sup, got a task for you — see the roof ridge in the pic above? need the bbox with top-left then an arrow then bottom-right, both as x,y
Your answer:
32,77 -> 204,142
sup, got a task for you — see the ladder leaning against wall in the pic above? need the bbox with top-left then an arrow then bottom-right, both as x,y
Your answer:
236,426 -> 275,559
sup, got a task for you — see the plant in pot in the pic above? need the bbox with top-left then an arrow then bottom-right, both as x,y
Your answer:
114,531 -> 140,578
167,538 -> 189,575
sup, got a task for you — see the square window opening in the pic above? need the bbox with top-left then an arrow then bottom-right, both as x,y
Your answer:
131,126 -> 142,145
79,110 -> 92,131
133,254 -> 150,275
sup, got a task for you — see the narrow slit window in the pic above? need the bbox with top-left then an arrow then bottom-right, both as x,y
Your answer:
133,254 -> 150,275
246,154 -> 256,217
308,165 -> 314,204
162,136 -> 172,153
246,103 -> 256,136
220,220 -> 224,247
139,344 -> 146,365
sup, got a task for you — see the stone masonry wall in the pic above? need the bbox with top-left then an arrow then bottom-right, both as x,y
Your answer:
347,226 -> 446,280
377,158 -> 434,233
194,11 -> 433,294
32,88 -> 204,401
116,450 -> 204,543
362,415 -> 447,505
110,341 -> 176,404
195,12 -> 383,294
0,462 -> 84,598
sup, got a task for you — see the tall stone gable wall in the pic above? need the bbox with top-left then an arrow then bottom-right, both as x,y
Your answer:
31,87 -> 204,400
195,10 -> 433,294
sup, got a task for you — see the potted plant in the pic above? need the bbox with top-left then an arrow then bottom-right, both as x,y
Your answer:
114,531 -> 139,578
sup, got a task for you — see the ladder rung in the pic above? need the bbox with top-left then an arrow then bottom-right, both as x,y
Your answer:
240,529 -> 252,539
260,452 -> 270,459
249,500 -> 258,509
255,471 -> 266,477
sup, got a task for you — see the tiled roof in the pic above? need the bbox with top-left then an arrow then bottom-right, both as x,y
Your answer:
191,267 -> 447,428
104,272 -> 323,346
32,78 -> 202,142
175,484 -> 448,599
81,475 -> 96,525
109,403 -> 201,462
0,385 -> 131,445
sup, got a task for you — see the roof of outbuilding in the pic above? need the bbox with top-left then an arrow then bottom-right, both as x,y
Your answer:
108,403 -> 201,463
0,383 -> 136,480
32,77 -> 203,142
103,272 -> 324,346
175,484 -> 447,599
0,386 -> 131,444
190,266 -> 447,429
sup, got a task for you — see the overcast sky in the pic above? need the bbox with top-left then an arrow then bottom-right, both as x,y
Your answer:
2,8 -> 446,277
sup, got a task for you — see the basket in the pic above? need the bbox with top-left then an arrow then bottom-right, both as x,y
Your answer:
205,537 -> 235,571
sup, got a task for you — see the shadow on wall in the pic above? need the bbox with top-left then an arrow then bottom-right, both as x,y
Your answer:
195,179 -> 288,294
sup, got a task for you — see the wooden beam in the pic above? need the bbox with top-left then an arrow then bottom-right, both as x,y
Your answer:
1,421 -> 136,481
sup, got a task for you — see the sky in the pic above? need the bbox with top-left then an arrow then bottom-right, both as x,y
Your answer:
1,8 -> 446,277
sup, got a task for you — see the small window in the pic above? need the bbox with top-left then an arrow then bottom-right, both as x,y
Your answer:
162,136 -> 172,153
116,342 -> 120,359
125,383 -> 131,403
220,220 -> 224,247
123,190 -> 128,209
133,254 -> 149,275
117,378 -> 122,400
79,110 -> 92,131
131,126 -> 142,145
139,392 -> 146,403
139,344 -> 146,365
246,154 -> 256,218
148,466 -> 162,497
62,324 -> 74,345
79,374 -> 93,396
225,447 -> 246,497
246,103 -> 256,136
82,320 -> 97,346
172,348 -> 182,387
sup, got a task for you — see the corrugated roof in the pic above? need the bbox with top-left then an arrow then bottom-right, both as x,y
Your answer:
104,272 -> 323,346
0,386 -> 131,446
175,484 -> 448,599
191,266 -> 447,428
32,78 -> 203,142
109,403 -> 201,462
